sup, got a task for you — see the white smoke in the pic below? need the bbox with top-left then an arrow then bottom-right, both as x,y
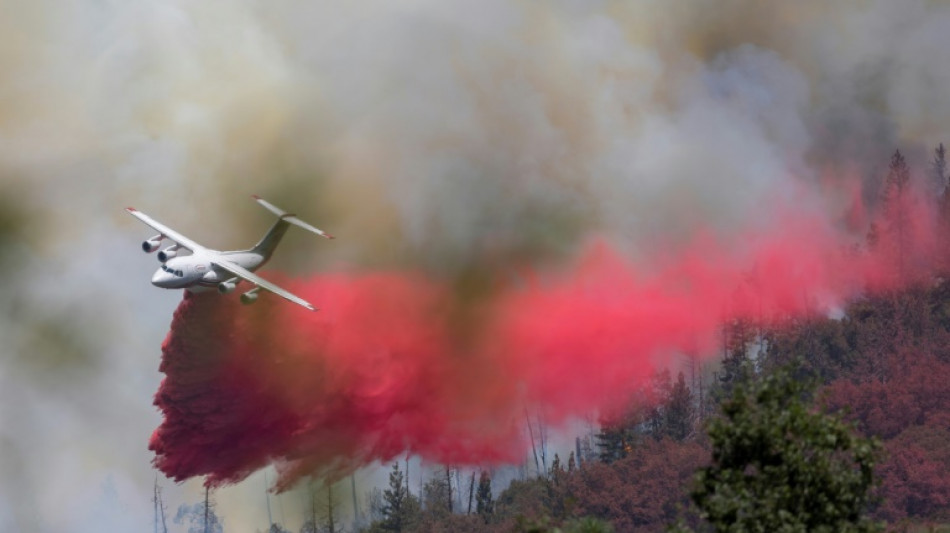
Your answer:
1,1 -> 950,531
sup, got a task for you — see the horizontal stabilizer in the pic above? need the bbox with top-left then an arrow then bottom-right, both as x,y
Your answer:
252,195 -> 334,239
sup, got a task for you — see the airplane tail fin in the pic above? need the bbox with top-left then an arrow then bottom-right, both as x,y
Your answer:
249,195 -> 333,259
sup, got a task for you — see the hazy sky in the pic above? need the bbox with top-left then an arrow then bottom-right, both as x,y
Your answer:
2,1 -> 949,531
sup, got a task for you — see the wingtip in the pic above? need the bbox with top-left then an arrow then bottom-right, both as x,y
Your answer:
251,194 -> 261,200
325,234 -> 335,240
125,207 -> 137,212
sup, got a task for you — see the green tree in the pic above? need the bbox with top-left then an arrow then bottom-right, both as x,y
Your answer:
421,470 -> 451,518
880,149 -> 913,280
594,420 -> 636,463
648,369 -> 673,437
935,143 -> 950,273
375,462 -> 420,532
475,470 -> 494,524
710,320 -> 756,407
512,516 -> 614,532
562,517 -> 614,533
549,453 -> 564,487
688,369 -> 881,532
933,142 -> 946,196
665,371 -> 695,441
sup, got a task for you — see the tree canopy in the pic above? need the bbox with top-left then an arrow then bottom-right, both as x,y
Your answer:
689,369 -> 880,532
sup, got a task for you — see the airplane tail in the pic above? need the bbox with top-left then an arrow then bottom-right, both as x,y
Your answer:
249,195 -> 333,259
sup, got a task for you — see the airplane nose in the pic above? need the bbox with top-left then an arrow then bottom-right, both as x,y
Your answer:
151,270 -> 167,287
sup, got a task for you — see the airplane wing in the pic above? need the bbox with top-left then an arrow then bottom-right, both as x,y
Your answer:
126,207 -> 207,252
210,256 -> 317,312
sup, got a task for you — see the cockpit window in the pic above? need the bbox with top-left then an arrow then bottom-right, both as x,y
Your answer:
160,264 -> 183,276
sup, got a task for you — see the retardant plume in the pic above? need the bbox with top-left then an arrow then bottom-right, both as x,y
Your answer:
151,273 -> 526,491
151,193 -> 941,490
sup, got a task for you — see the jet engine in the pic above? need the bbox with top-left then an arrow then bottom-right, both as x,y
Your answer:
157,245 -> 179,262
218,279 -> 238,294
142,235 -> 163,253
240,288 -> 260,305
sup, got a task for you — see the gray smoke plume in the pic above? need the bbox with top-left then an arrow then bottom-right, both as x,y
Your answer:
1,1 -> 949,531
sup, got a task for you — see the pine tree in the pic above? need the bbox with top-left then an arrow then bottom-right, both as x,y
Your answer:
881,149 -> 913,280
549,453 -> 565,486
475,471 -> 494,524
380,462 -> 420,532
933,143 -> 947,196
594,421 -> 635,463
648,369 -> 673,437
710,319 -> 755,408
665,372 -> 695,441
935,143 -> 950,274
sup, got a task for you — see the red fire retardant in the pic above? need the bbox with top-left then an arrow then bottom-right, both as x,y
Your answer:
150,199 -> 941,490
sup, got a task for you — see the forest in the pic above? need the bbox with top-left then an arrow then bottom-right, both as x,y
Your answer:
164,145 -> 950,532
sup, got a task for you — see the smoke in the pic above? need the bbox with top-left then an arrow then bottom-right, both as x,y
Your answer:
2,0 -> 950,528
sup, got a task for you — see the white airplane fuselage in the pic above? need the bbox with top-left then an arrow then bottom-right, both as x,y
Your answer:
151,250 -> 266,292
129,195 -> 333,310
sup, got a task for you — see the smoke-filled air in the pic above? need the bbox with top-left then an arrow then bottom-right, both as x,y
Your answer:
3,0 -> 950,530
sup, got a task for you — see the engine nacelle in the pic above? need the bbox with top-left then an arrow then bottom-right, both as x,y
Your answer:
157,245 -> 179,262
142,235 -> 163,253
240,289 -> 260,305
218,280 -> 238,294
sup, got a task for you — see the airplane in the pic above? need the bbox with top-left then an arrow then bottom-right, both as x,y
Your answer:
126,195 -> 333,311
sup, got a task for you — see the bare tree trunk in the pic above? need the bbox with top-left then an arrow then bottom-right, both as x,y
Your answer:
699,360 -> 705,421
467,471 -> 476,515
536,413 -> 548,476
203,486 -> 210,533
351,474 -> 360,530
159,489 -> 168,533
445,466 -> 453,513
264,470 -> 274,530
152,477 -> 168,533
327,483 -> 337,533
153,476 -> 159,533
690,352 -> 705,425
524,409 -> 541,476
310,483 -> 318,533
